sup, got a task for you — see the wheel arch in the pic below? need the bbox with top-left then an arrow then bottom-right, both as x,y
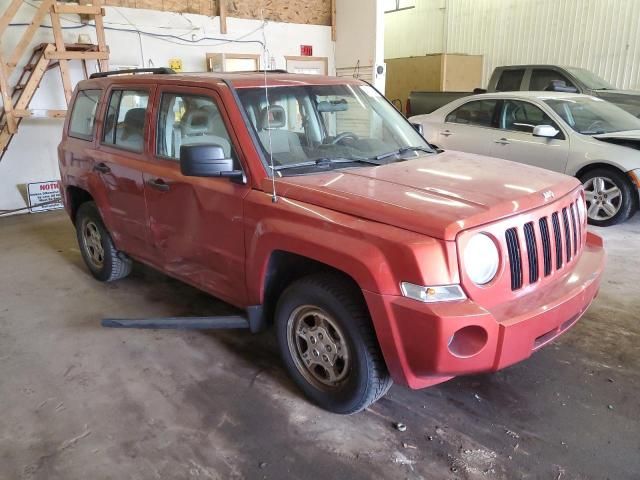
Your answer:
259,250 -> 365,329
66,185 -> 95,222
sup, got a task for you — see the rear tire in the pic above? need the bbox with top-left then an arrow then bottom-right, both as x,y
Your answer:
275,272 -> 392,414
580,168 -> 638,226
75,202 -> 132,282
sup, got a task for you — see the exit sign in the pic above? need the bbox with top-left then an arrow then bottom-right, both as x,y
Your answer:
300,45 -> 313,56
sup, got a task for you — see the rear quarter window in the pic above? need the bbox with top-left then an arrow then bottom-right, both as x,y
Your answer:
496,69 -> 525,91
69,89 -> 102,140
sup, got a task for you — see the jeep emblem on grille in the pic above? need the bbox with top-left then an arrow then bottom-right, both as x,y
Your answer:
542,190 -> 555,201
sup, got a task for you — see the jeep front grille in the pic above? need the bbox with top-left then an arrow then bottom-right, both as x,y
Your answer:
505,200 -> 584,291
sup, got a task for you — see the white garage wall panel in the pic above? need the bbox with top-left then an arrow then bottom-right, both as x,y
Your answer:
386,0 -> 640,89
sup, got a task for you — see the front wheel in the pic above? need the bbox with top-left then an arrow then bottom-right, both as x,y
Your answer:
580,168 -> 638,226
275,273 -> 392,414
75,201 -> 132,281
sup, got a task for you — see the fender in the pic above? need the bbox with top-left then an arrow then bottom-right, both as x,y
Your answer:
243,190 -> 459,306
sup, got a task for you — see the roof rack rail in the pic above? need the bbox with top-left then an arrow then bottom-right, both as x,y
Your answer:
90,67 -> 175,79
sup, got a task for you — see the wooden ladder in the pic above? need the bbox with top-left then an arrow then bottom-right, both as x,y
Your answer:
0,0 -> 110,160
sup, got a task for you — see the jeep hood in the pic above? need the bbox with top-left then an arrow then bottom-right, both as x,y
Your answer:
265,151 -> 580,241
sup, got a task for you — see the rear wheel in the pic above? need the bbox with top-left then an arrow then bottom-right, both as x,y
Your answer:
275,272 -> 392,414
75,202 -> 132,281
580,168 -> 638,226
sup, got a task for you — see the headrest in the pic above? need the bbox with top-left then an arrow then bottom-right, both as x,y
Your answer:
259,105 -> 286,129
182,108 -> 212,136
124,108 -> 145,129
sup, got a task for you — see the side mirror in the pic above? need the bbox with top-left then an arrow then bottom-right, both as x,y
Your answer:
411,122 -> 424,135
180,144 -> 244,180
533,125 -> 560,138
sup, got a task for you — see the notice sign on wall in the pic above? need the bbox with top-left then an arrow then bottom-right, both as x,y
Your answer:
28,181 -> 63,213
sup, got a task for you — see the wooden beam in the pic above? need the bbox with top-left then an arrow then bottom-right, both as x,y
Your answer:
53,4 -> 103,15
13,109 -> 66,118
15,45 -> 55,111
0,0 -> 23,37
0,45 -> 17,134
7,0 -> 54,76
219,0 -> 227,35
45,50 -> 110,60
331,0 -> 336,41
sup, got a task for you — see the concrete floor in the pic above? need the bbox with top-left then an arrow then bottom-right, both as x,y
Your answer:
0,210 -> 639,480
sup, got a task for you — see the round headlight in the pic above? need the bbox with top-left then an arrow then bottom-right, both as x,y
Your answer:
464,233 -> 499,285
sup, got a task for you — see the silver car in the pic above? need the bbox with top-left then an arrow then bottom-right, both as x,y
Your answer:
410,92 -> 640,226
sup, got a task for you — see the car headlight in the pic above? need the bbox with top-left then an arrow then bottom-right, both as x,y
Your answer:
464,233 -> 499,285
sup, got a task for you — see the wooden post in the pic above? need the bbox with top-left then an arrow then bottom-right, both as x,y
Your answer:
219,0 -> 228,35
49,11 -> 73,105
0,0 -> 23,37
94,9 -> 109,72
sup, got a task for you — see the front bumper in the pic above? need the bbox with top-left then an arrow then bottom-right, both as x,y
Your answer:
364,232 -> 606,389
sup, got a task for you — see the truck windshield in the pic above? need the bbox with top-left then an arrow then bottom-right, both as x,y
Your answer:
236,84 -> 432,175
565,67 -> 614,90
544,96 -> 640,134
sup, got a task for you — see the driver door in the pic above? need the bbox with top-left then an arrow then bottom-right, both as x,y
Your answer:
490,99 -> 570,173
142,86 -> 250,306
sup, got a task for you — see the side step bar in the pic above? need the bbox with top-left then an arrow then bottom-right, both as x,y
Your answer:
102,316 -> 250,330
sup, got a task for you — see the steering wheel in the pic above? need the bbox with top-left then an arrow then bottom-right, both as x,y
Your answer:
586,120 -> 605,133
330,131 -> 359,145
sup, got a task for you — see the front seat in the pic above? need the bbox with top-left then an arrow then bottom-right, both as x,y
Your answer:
178,108 -> 231,157
257,105 -> 303,155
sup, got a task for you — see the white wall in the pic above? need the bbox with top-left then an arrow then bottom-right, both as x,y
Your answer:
0,2 -> 334,212
335,0 -> 385,91
385,0 -> 640,89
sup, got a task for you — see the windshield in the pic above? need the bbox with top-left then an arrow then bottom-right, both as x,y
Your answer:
236,83 -> 432,175
565,67 -> 614,90
544,96 -> 640,134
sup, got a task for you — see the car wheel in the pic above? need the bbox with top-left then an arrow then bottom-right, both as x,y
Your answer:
75,201 -> 132,281
275,272 -> 392,414
580,168 -> 638,226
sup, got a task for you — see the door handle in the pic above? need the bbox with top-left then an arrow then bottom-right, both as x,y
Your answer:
494,138 -> 510,145
93,162 -> 111,174
441,130 -> 453,137
147,178 -> 170,192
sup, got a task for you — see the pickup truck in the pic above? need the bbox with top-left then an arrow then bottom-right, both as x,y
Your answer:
407,64 -> 640,117
58,69 -> 606,414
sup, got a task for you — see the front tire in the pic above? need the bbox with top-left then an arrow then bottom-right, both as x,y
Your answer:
275,272 -> 392,414
75,202 -> 132,282
580,168 -> 638,226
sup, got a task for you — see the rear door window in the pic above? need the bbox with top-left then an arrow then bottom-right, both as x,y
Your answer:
68,89 -> 101,140
495,69 -> 525,91
445,99 -> 498,128
529,69 -> 575,91
102,89 -> 149,152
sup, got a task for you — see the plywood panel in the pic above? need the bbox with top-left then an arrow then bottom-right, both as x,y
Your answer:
385,55 -> 442,113
442,54 -> 483,91
102,0 -> 330,25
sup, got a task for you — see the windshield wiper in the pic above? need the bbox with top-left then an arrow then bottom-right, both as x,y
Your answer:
374,145 -> 433,161
273,157 -> 382,171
